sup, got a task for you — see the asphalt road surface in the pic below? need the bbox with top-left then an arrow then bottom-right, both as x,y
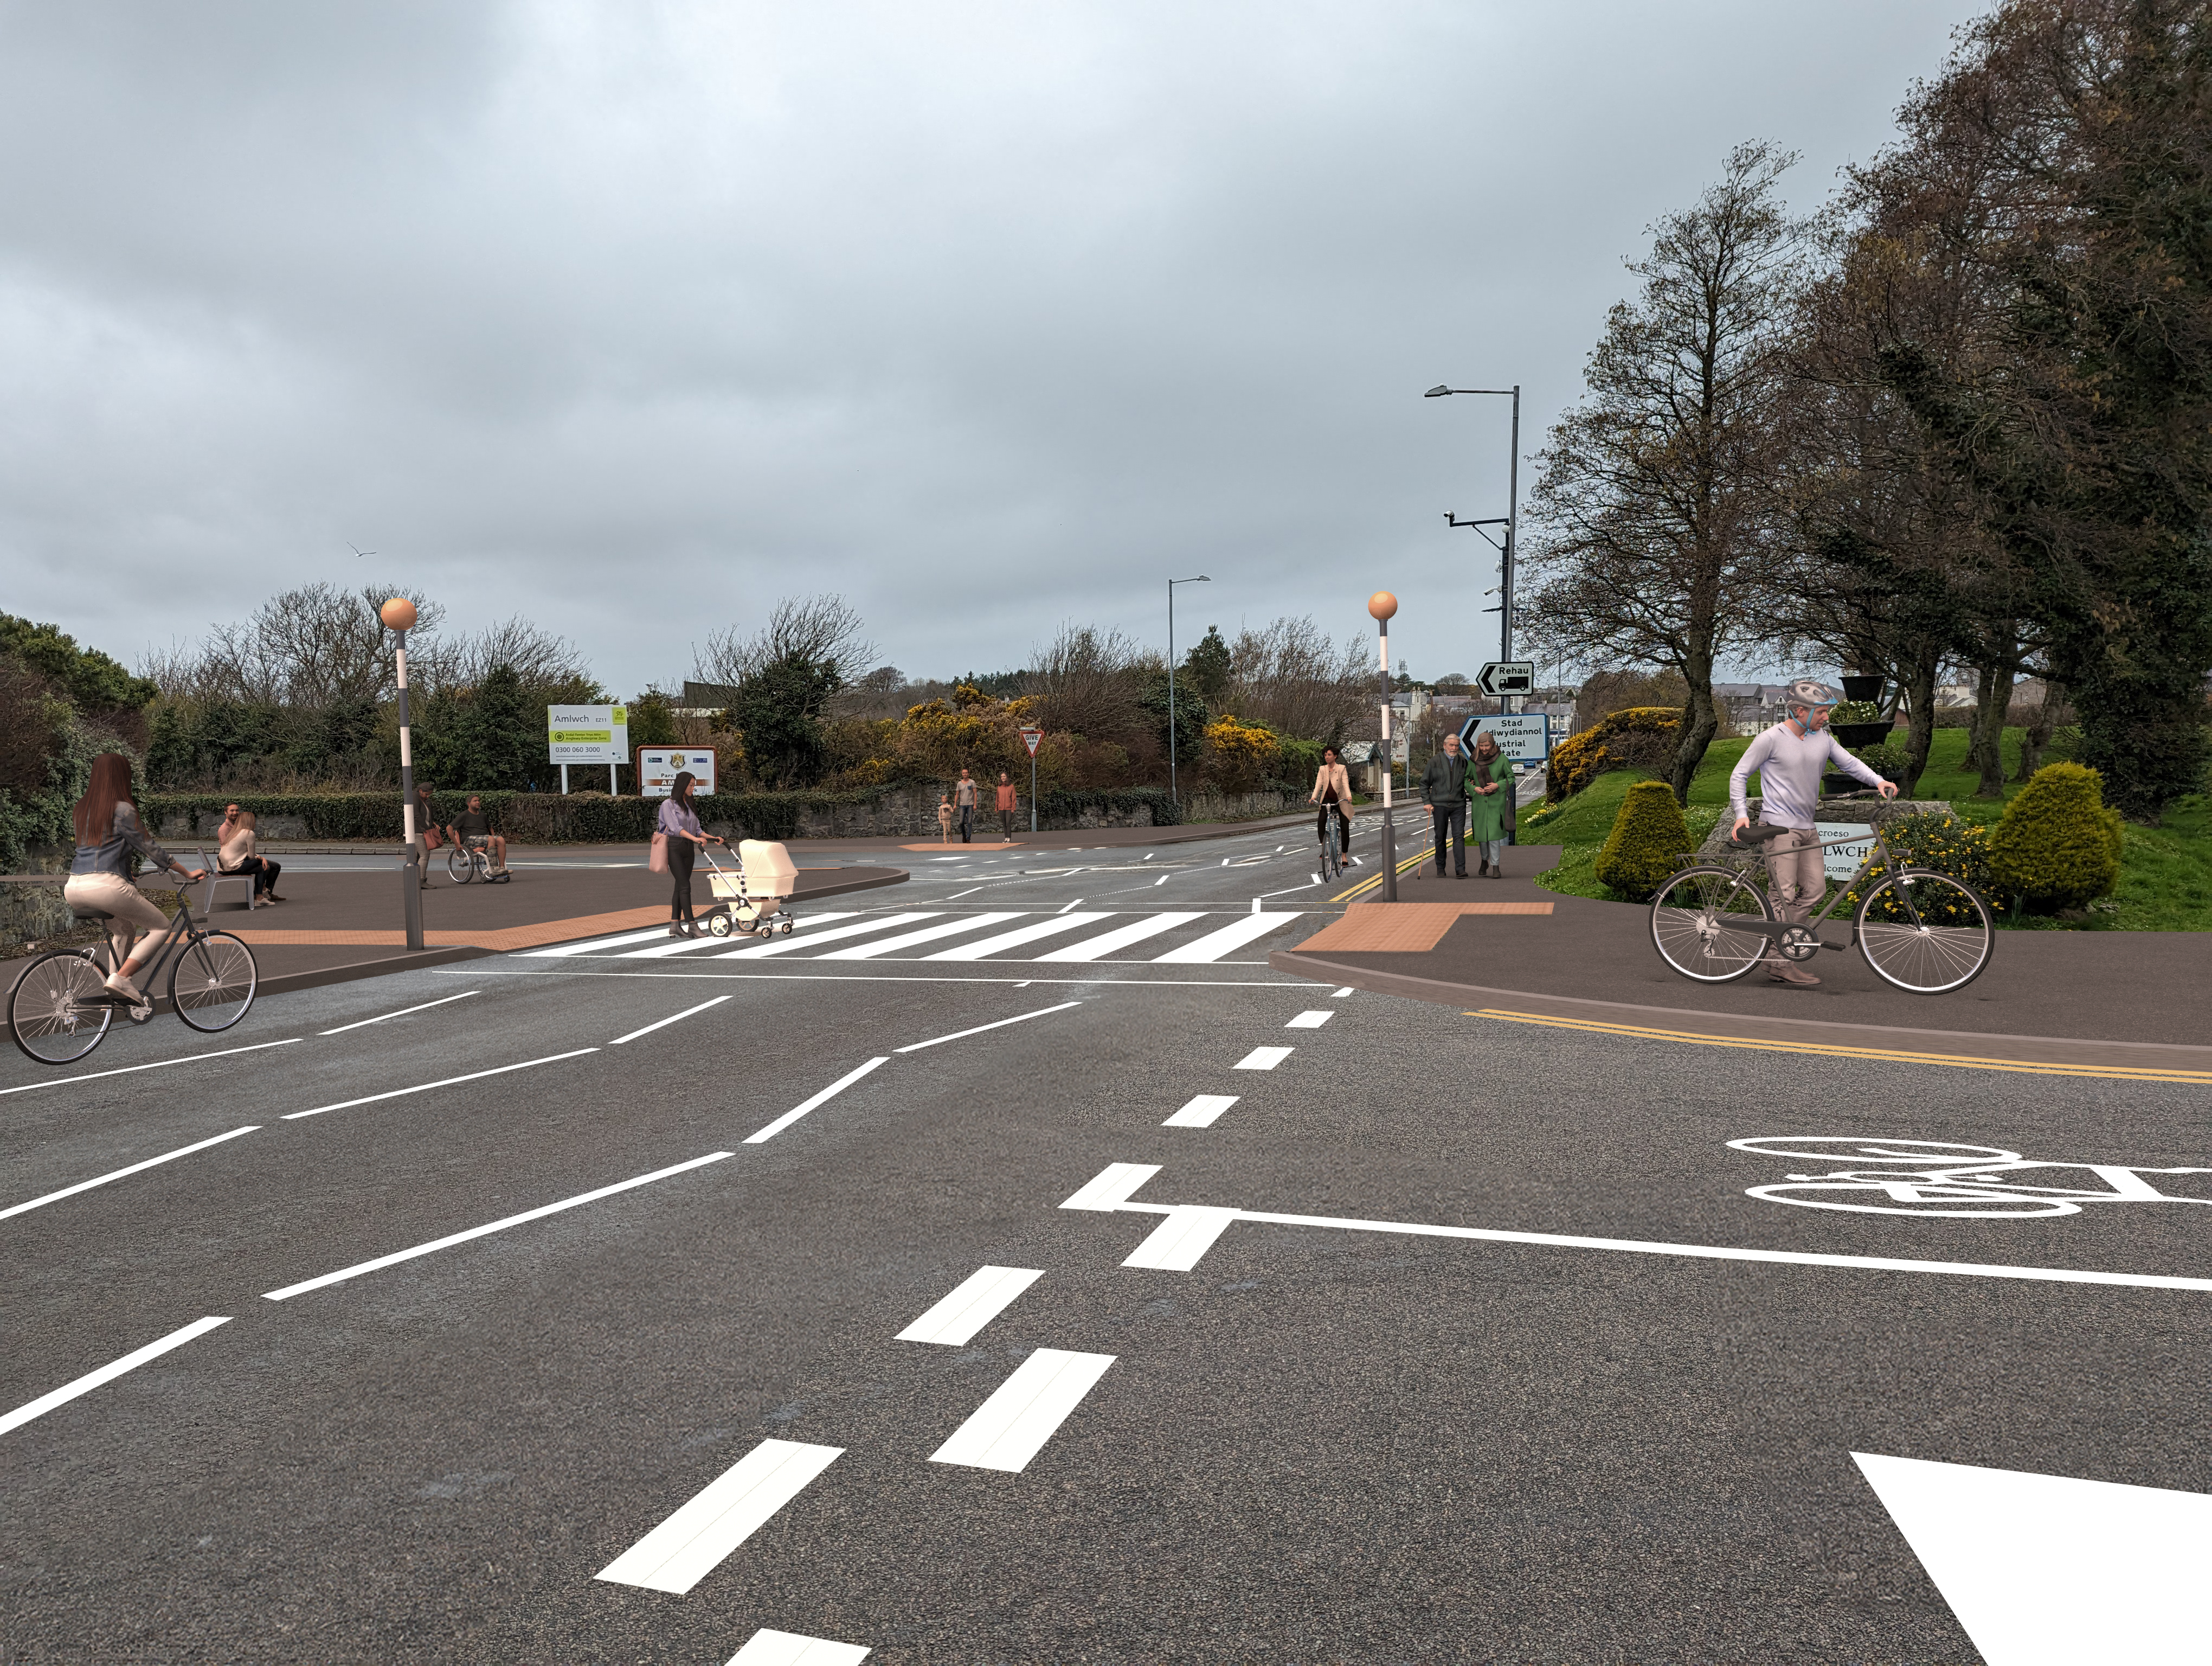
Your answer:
5,815 -> 2208,1664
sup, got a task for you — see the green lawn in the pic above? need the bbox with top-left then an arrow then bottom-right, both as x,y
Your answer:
1518,727 -> 2212,930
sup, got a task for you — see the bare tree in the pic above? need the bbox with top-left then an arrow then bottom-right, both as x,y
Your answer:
1023,624 -> 1146,740
1522,142 -> 1805,803
416,614 -> 597,698
1222,616 -> 1369,742
147,582 -> 443,706
695,595 -> 876,690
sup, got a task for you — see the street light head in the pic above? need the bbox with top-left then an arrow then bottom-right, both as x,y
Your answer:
1368,591 -> 1399,623
1425,386 -> 1452,398
379,597 -> 418,632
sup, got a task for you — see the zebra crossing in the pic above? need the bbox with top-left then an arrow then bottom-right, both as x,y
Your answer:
523,909 -> 1307,966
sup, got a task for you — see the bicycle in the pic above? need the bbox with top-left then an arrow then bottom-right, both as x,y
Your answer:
9,885 -> 260,1065
1648,802 -> 1995,994
1315,803 -> 1350,885
445,836 -> 510,885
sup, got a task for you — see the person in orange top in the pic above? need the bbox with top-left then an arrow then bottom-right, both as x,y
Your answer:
995,772 -> 1019,840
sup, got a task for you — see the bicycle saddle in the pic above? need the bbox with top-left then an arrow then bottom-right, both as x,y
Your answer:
1730,822 -> 1792,846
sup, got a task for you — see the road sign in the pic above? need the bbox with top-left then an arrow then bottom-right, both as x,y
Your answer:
1477,661 -> 1534,697
636,748 -> 717,797
1020,728 -> 1043,757
1458,712 -> 1551,764
548,703 -> 628,764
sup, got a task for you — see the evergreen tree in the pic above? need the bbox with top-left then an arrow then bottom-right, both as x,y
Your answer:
1182,626 -> 1233,706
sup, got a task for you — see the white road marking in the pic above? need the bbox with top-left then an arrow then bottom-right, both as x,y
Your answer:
1332,986 -> 1354,997
1152,913 -> 1298,964
596,1439 -> 844,1594
0,1037 -> 300,1099
622,919 -> 849,959
523,926 -> 680,957
0,1126 -> 259,1223
1123,1206 -> 1239,1271
712,913 -> 940,959
892,1002 -> 1082,1054
261,1151 -> 732,1300
819,913 -> 1024,960
896,1266 -> 1043,1345
1055,898 -> 1086,913
1034,913 -> 1202,962
922,914 -> 1110,960
1153,875 -> 1171,886
727,1630 -> 871,1665
282,1047 -> 600,1119
1162,1094 -> 1238,1129
1234,1046 -> 1294,1069
743,1058 -> 890,1143
1854,1451 -> 2212,1665
1060,1162 -> 1161,1211
929,1349 -> 1116,1472
318,991 -> 478,1035
611,996 -> 732,1045
1284,1010 -> 1333,1029
0,1316 -> 230,1439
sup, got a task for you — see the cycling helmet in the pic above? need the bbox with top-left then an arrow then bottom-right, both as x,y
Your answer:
1784,678 -> 1841,710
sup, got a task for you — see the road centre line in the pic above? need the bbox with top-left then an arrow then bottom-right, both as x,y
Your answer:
929,1348 -> 1116,1472
0,1126 -> 259,1223
1163,1094 -> 1238,1128
1124,1206 -> 1240,1270
1,1316 -> 231,1439
596,1438 -> 844,1594
744,1057 -> 889,1144
1057,1165 -> 2212,1292
897,1265 -> 1043,1345
1285,1010 -> 1334,1028
1234,1046 -> 1294,1069
0,1037 -> 300,1098
262,1151 -> 733,1300
282,1047 -> 600,1119
729,1629 -> 872,1665
892,1001 -> 1083,1053
611,996 -> 731,1045
318,991 -> 478,1035
1472,1009 -> 2212,1084
1332,987 -> 1355,997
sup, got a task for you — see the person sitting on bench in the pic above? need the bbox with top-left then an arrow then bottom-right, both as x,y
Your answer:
217,804 -> 283,904
448,794 -> 508,874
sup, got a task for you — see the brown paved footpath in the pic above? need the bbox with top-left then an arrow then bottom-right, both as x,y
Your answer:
1271,853 -> 2212,1078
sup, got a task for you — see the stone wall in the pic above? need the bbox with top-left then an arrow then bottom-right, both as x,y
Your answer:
1695,798 -> 1956,861
703,785 -> 1163,842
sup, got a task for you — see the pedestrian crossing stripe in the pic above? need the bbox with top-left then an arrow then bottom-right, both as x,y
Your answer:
534,911 -> 1303,965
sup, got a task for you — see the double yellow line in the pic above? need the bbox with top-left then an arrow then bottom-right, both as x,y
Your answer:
1470,1008 -> 2212,1084
1331,844 -> 1430,905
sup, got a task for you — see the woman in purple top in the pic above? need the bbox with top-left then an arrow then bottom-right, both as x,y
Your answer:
656,771 -> 724,937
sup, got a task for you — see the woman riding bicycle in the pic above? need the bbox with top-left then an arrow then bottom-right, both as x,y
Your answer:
1309,745 -> 1355,869
64,753 -> 205,1010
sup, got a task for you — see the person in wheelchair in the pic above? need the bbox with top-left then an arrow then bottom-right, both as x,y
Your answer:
446,794 -> 509,875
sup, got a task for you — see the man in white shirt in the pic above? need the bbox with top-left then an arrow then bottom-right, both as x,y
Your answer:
1728,679 -> 1897,986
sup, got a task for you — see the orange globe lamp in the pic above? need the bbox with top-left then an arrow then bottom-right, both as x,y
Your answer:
380,597 -> 418,632
1367,591 -> 1398,624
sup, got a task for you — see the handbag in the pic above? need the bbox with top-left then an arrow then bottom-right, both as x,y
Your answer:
648,831 -> 669,874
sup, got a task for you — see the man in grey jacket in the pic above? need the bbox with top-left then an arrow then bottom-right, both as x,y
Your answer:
1422,731 -> 1471,879
1728,679 -> 1896,986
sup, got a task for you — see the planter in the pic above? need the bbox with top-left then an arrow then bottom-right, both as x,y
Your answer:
1831,721 -> 1892,749
1840,675 -> 1885,703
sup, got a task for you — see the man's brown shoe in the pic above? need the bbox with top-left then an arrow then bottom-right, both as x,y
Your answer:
1766,963 -> 1821,986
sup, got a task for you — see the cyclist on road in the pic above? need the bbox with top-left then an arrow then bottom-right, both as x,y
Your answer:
1728,679 -> 1896,988
64,752 -> 205,1010
1309,744 -> 1355,870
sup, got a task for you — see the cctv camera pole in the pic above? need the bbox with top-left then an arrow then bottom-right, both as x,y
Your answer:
382,598 -> 426,950
1371,592 -> 1399,902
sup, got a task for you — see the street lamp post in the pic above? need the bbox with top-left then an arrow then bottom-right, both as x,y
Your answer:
380,597 -> 426,951
1167,574 -> 1210,806
1425,384 -> 1522,710
1370,591 -> 1399,903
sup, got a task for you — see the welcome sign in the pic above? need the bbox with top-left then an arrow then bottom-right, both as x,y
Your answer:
636,748 -> 718,797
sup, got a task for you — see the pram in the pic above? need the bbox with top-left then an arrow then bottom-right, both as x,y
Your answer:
699,840 -> 800,938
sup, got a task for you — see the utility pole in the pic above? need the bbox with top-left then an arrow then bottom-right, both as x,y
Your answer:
1427,382 -> 1522,712
381,597 -> 426,951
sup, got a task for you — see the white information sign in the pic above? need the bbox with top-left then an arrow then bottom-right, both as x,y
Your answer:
1462,713 -> 1552,764
636,748 -> 718,798
1817,821 -> 1875,883
548,704 -> 628,764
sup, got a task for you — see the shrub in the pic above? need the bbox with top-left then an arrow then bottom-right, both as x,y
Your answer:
1986,761 -> 2124,909
1836,812 -> 2002,922
1547,707 -> 1680,802
1852,741 -> 1911,783
1205,714 -> 1280,793
1594,779 -> 1694,901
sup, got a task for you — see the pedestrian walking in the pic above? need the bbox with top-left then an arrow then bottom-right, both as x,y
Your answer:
655,770 -> 724,937
954,767 -> 978,843
216,805 -> 284,904
1421,732 -> 1470,879
413,784 -> 438,887
1465,732 -> 1514,878
995,771 -> 1018,841
937,794 -> 954,844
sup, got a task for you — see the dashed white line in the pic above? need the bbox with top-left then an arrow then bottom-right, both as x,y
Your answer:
1284,1010 -> 1333,1029
0,1038 -> 300,1099
1162,1094 -> 1238,1129
743,1057 -> 890,1144
727,1629 -> 872,1665
1060,1163 -> 1161,1211
1122,1206 -> 1239,1271
892,1002 -> 1082,1054
896,1266 -> 1043,1345
1233,1046 -> 1294,1070
0,1316 -> 231,1439
0,1126 -> 260,1222
596,1439 -> 844,1594
1331,986 -> 1355,998
318,991 -> 478,1035
929,1348 -> 1116,1472
282,1048 -> 600,1119
610,996 -> 732,1045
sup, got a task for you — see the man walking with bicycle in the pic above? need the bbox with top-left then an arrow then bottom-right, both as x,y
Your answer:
1728,680 -> 1895,987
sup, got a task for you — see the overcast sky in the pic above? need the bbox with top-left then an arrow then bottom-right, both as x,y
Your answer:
1,1 -> 1988,699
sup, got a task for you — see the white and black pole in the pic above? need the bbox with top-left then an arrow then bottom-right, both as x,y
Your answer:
381,597 -> 426,951
1371,591 -> 1399,903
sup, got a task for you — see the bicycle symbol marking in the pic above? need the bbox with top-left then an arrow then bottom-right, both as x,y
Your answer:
1729,1136 -> 2212,1219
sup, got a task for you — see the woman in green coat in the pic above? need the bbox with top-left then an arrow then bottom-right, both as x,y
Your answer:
1464,732 -> 1515,877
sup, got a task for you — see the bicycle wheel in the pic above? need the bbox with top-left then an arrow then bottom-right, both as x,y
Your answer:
1650,866 -> 1774,983
1855,869 -> 1994,994
170,932 -> 259,1032
446,847 -> 474,884
9,950 -> 113,1064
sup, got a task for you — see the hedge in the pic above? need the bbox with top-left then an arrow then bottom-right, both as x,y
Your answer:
1986,762 -> 2124,909
1593,780 -> 1694,901
1546,707 -> 1681,802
